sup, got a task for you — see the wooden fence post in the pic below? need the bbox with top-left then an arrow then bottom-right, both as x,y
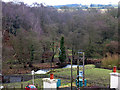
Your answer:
5,85 -> 7,89
21,83 -> 23,88
4,85 -> 6,89
14,86 -> 15,90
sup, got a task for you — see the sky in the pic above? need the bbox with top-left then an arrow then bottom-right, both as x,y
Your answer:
2,0 -> 119,6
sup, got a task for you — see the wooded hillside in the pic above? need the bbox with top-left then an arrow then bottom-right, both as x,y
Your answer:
2,1 -> 119,74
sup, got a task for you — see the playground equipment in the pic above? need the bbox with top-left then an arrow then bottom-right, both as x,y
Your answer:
76,51 -> 87,89
79,71 -> 83,77
110,66 -> 120,89
76,79 -> 87,87
57,79 -> 61,88
76,71 -> 87,87
50,73 -> 54,79
42,78 -> 57,89
25,85 -> 37,90
42,74 -> 61,89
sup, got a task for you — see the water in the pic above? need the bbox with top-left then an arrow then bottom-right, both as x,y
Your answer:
35,69 -> 51,74
63,64 -> 83,68
35,64 -> 83,74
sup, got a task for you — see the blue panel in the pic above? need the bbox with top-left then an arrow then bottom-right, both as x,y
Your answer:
57,79 -> 61,87
76,79 -> 87,87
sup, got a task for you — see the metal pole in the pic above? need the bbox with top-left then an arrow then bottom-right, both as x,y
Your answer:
33,74 -> 34,85
32,70 -> 35,85
77,54 -> 79,90
83,52 -> 85,87
71,58 -> 72,90
71,47 -> 74,90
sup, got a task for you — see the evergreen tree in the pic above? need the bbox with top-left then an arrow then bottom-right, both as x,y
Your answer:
59,36 -> 66,63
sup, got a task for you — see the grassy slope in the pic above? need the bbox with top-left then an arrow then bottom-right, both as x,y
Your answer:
3,78 -> 43,88
53,65 -> 112,87
3,65 -> 114,88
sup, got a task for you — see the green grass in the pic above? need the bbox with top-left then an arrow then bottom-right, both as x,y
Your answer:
3,74 -> 50,88
68,54 -> 72,56
54,55 -> 59,58
3,78 -> 43,88
68,49 -> 72,51
52,64 -> 112,87
3,64 -> 113,88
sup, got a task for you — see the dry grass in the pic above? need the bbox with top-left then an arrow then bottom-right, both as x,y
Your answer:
101,54 -> 119,69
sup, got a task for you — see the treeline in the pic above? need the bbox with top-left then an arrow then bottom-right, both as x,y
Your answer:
2,1 -> 119,67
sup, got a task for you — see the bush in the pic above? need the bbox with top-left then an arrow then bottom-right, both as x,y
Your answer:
101,54 -> 119,69
95,63 -> 101,68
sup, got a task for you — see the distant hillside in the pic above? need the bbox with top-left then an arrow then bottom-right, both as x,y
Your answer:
54,4 -> 81,8
53,4 -> 117,9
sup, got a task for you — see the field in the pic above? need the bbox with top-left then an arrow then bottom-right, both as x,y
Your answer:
3,65 -> 115,88
52,65 -> 112,87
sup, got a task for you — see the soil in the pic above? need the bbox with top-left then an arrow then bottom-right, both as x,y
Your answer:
2,62 -> 64,75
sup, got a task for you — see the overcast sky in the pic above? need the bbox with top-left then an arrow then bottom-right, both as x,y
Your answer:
2,0 -> 119,6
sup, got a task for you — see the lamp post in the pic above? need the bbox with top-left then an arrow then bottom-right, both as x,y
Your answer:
31,70 -> 35,85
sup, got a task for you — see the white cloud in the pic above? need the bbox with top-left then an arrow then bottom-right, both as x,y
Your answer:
2,0 -> 119,6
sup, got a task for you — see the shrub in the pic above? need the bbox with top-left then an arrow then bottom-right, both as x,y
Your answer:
101,54 -> 119,69
95,63 -> 101,68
